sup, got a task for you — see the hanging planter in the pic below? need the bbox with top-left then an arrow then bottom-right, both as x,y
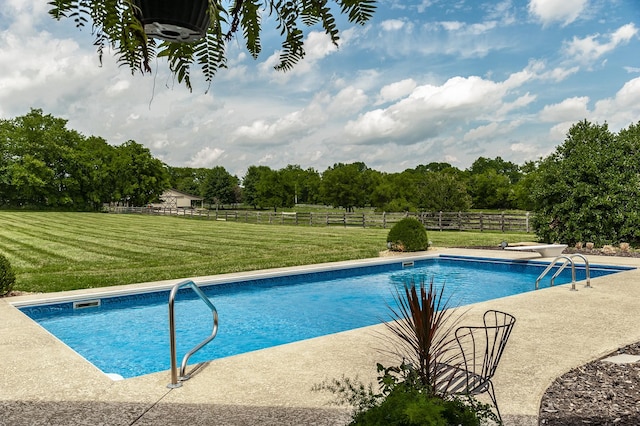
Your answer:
133,0 -> 210,43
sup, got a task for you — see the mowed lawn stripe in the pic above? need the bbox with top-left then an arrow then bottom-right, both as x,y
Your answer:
0,212 -> 389,292
0,220 -> 137,266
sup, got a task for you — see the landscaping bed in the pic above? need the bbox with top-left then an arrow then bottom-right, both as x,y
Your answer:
539,343 -> 640,425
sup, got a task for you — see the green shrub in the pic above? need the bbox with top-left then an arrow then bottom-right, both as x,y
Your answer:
0,254 -> 16,296
387,217 -> 429,252
315,362 -> 497,426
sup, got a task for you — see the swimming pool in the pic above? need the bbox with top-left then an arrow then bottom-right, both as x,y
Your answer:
17,255 -> 632,380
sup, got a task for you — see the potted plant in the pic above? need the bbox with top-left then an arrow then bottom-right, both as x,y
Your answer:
132,0 -> 210,42
47,0 -> 377,90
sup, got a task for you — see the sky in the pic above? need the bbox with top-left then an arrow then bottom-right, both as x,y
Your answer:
1,1 -> 639,179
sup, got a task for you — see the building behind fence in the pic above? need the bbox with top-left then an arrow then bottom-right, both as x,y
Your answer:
107,206 -> 533,233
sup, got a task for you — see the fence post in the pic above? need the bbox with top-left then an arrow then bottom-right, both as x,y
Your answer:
439,211 -> 443,231
479,213 -> 484,232
383,212 -> 387,229
362,213 -> 365,228
501,212 -> 505,232
310,212 -> 313,226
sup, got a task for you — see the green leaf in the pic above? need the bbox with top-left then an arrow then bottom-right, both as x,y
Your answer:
47,0 -> 378,88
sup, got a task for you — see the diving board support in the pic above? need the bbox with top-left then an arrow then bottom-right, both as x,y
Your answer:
168,279 -> 219,388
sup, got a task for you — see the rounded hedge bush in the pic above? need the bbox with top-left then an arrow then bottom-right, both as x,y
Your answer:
387,217 -> 429,252
0,254 -> 16,296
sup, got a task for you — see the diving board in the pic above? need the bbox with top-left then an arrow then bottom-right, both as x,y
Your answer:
504,244 -> 568,257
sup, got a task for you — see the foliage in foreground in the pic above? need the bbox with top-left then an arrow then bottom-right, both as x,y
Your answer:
315,279 -> 499,425
316,362 -> 497,426
387,218 -> 429,252
48,0 -> 376,90
532,120 -> 640,246
0,253 -> 16,296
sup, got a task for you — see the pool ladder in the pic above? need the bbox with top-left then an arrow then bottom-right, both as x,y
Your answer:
167,280 -> 219,388
535,254 -> 591,290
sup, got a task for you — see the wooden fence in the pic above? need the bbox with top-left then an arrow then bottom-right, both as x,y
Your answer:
107,206 -> 533,233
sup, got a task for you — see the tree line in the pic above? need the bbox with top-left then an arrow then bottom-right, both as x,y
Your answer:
171,155 -> 533,213
2,109 -> 640,245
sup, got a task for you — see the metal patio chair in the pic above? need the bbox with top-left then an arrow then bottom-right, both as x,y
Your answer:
435,310 -> 516,423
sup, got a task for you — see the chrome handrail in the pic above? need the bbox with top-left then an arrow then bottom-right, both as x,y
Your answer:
167,280 -> 218,388
535,255 -> 574,290
550,258 -> 575,287
535,254 -> 592,291
570,253 -> 591,288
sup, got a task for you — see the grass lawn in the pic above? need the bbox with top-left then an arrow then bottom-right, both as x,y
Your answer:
0,212 -> 535,293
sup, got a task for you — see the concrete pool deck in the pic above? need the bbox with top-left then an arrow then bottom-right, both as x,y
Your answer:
2,248 -> 640,425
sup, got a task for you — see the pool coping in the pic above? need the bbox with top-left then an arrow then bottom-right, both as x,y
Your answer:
2,248 -> 640,425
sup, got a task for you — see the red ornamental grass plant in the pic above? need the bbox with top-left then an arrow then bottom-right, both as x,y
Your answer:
385,277 -> 465,396
314,277 -> 500,425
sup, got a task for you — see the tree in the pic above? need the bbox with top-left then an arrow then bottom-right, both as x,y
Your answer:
73,136 -> 118,210
464,157 -> 521,210
241,165 -> 292,211
417,172 -> 471,212
111,140 -> 170,206
256,167 -> 292,211
531,120 -> 640,246
202,166 -> 239,208
279,164 -> 321,205
509,160 -> 539,211
468,156 -> 521,184
48,0 -> 376,90
242,165 -> 268,209
0,109 -> 86,208
320,162 -> 376,211
168,167 -> 210,196
466,170 -> 512,210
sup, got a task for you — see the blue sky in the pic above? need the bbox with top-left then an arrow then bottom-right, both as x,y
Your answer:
1,0 -> 639,178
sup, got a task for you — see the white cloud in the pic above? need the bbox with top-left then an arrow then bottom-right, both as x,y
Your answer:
485,0 -> 517,25
539,96 -> 590,122
497,93 -> 537,116
438,20 -> 496,35
549,122 -> 573,141
329,87 -> 369,115
381,19 -> 405,31
593,76 -> 640,128
510,143 -> 537,153
539,66 -> 580,81
463,122 -> 500,142
564,23 -> 638,64
345,69 -> 530,145
440,21 -> 464,31
376,79 -> 417,105
528,0 -> 588,26
188,147 -> 225,168
258,30 -> 339,81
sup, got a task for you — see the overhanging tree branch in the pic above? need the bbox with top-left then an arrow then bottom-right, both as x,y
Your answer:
47,0 -> 377,90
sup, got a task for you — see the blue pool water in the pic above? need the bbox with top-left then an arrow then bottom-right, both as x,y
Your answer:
19,255 -> 632,379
